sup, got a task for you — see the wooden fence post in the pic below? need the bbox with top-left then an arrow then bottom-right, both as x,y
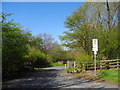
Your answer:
86,62 -> 88,70
74,61 -> 76,73
100,60 -> 102,70
67,61 -> 69,69
65,64 -> 66,69
85,62 -> 86,70
67,61 -> 70,73
83,62 -> 85,71
117,59 -> 119,69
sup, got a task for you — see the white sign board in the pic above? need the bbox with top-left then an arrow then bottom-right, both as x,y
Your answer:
92,39 -> 98,75
92,39 -> 98,51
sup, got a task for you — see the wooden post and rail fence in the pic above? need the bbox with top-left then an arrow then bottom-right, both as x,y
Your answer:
66,59 -> 120,73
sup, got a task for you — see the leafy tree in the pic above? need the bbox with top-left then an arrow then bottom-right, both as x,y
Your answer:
60,2 -> 119,60
29,36 -> 43,51
47,44 -> 66,62
2,13 -> 31,76
25,47 -> 47,69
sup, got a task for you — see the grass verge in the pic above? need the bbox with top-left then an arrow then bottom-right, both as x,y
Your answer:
34,68 -> 42,70
97,69 -> 120,83
49,62 -> 64,67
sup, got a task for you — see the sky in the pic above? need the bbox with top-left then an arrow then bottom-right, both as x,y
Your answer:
2,2 -> 84,43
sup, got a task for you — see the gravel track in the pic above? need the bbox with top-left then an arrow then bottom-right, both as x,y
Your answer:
2,66 -> 118,89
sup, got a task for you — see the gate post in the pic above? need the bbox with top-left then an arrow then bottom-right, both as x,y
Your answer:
100,60 -> 102,70
74,61 -> 76,73
117,59 -> 119,69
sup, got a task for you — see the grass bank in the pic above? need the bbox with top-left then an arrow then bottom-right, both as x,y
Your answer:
49,62 -> 64,67
97,69 -> 120,83
66,69 -> 119,86
34,62 -> 64,70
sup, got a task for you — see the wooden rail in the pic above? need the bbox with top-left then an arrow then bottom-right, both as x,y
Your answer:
100,59 -> 120,69
66,59 -> 120,73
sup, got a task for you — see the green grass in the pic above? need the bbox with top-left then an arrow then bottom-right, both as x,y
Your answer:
34,68 -> 42,70
34,63 -> 64,70
69,67 -> 75,72
50,62 -> 64,67
97,69 -> 120,83
61,68 -> 68,71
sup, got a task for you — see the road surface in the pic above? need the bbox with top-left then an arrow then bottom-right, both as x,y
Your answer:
2,66 -> 118,89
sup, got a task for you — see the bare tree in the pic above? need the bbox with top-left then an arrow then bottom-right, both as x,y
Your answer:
36,33 -> 55,54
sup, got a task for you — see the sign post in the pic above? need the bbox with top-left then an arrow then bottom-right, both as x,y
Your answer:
92,39 -> 98,75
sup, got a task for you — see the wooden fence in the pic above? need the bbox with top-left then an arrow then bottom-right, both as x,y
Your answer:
100,59 -> 120,70
66,59 -> 120,73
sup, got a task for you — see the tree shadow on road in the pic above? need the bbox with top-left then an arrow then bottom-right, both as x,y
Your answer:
2,68 -> 103,89
3,69 -> 63,89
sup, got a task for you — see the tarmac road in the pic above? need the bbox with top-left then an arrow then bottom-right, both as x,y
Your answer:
2,66 -> 118,89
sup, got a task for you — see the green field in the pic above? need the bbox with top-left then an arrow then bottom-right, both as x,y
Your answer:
97,70 -> 120,83
34,63 -> 64,70
49,62 -> 64,67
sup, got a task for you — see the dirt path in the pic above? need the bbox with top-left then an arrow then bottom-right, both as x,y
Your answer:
2,66 -> 118,89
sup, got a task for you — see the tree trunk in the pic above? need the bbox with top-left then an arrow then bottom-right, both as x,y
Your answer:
106,0 -> 111,30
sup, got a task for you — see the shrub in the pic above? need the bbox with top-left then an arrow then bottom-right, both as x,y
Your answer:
25,47 -> 48,69
75,51 -> 92,62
